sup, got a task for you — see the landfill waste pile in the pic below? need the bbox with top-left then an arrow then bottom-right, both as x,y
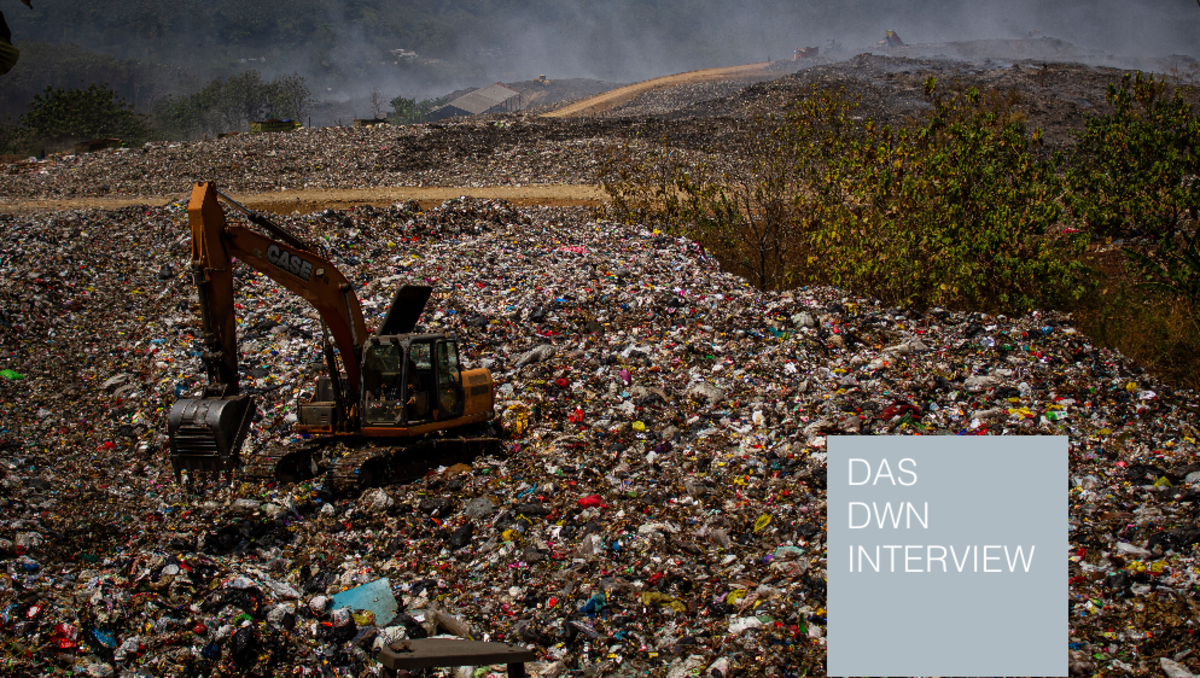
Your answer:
3,35 -> 1200,678
503,78 -> 633,116
0,193 -> 1198,677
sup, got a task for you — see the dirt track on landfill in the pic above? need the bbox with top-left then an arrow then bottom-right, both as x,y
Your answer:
541,62 -> 775,117
0,184 -> 607,215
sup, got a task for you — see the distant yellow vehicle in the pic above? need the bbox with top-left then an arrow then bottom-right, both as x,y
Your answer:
880,30 -> 905,48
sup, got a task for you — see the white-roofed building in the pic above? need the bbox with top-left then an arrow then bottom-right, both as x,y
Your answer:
426,83 -> 521,121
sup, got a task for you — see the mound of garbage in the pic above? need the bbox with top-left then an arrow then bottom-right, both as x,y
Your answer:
1,197 -> 1198,676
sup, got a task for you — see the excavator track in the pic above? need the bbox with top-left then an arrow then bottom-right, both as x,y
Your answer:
240,441 -> 327,485
328,434 -> 502,494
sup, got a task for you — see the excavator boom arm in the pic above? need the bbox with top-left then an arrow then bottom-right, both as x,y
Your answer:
170,182 -> 369,481
222,224 -> 368,393
188,182 -> 368,395
189,180 -> 240,395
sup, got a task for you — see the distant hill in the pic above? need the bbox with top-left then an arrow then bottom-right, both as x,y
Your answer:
2,0 -> 1197,118
0,0 -> 814,117
1,0 -> 825,89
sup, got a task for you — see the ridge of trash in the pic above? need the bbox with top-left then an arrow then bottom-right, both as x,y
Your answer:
1,196 -> 1198,676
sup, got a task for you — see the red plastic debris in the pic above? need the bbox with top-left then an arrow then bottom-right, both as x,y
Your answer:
50,623 -> 78,649
577,494 -> 608,509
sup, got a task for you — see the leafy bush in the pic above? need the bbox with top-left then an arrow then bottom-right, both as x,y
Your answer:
1068,72 -> 1200,305
803,81 -> 1091,312
677,127 -> 809,291
19,82 -> 149,144
1068,73 -> 1199,241
603,81 -> 1093,312
1063,72 -> 1200,387
602,118 -> 820,291
599,138 -> 697,232
1073,255 -> 1200,390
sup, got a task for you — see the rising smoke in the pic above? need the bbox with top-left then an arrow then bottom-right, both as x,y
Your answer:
2,0 -> 1197,117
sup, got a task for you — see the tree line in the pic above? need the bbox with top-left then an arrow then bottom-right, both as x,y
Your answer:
0,70 -> 310,155
0,70 -> 450,157
150,71 -> 313,140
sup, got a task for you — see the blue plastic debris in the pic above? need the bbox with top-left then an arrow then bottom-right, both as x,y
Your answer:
329,577 -> 398,627
582,593 -> 606,617
89,628 -> 117,649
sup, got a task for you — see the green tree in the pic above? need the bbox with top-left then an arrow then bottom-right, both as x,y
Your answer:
19,82 -> 149,142
389,94 -> 438,124
150,92 -> 206,140
263,72 -> 313,121
150,70 -> 313,140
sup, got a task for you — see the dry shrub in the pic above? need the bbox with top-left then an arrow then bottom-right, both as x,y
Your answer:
1073,250 -> 1200,390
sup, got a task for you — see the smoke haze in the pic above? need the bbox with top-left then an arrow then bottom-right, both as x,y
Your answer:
2,0 -> 1198,117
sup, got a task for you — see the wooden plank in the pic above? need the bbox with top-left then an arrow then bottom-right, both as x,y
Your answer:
378,638 -> 536,670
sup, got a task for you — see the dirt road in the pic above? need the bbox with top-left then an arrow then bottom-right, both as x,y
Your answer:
542,62 -> 774,118
0,184 -> 607,215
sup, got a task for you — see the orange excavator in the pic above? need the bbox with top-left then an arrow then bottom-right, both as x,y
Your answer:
167,182 -> 498,490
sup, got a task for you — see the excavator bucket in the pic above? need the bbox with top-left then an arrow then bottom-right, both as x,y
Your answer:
167,394 -> 256,481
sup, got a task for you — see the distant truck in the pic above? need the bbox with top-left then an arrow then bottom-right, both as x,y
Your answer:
879,30 -> 905,48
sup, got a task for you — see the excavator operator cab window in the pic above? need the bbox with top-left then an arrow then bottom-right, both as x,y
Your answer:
405,341 -> 434,423
362,341 -> 404,425
436,341 -> 464,419
364,339 -> 463,425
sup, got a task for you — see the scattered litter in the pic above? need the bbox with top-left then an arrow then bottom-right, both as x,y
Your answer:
0,73 -> 1198,673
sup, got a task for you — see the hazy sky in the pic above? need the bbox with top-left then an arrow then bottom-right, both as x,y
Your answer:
4,0 -> 1199,105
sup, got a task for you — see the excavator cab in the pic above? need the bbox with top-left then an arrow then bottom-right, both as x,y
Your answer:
356,334 -> 469,428
362,340 -> 406,425
296,283 -> 490,436
434,339 -> 466,419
